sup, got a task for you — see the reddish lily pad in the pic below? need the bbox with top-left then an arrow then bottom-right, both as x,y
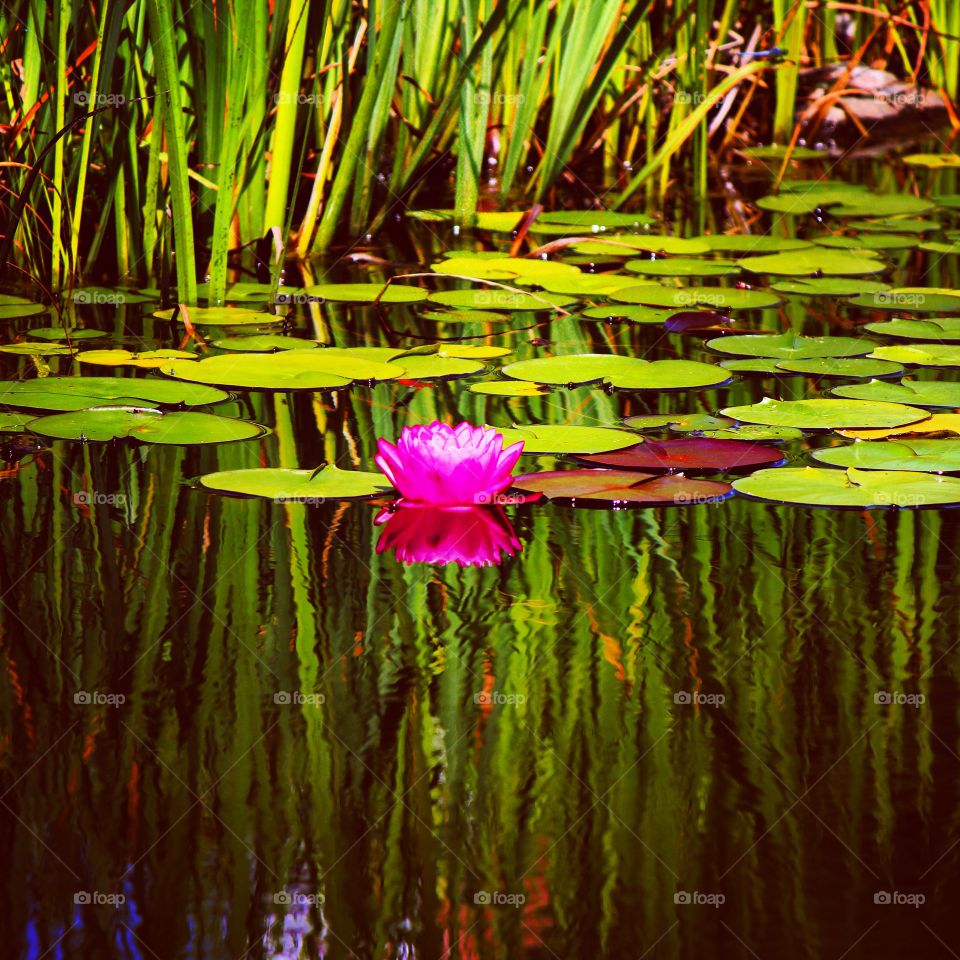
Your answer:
572,438 -> 785,474
511,469 -> 732,506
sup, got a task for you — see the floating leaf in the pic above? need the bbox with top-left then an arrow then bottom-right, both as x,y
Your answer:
155,305 -> 283,326
624,257 -> 740,278
623,413 -> 734,432
719,358 -> 788,375
756,194 -> 822,214
199,464 -> 394,500
501,354 -> 730,390
493,424 -> 640,454
535,210 -> 655,229
432,257 -> 579,283
848,218 -> 939,234
868,344 -> 960,367
774,357 -> 903,378
831,378 -> 960,408
0,412 -> 37,432
211,335 -> 320,352
27,327 -> 106,341
536,273 -> 649,296
837,414 -> 960,440
574,438 -> 785,473
903,154 -> 960,168
580,305 -> 676,324
511,469 -> 732,505
741,249 -> 886,276
420,309 -> 510,323
770,277 -> 891,297
569,235 -> 711,256
721,397 -> 929,429
610,285 -> 781,310
0,376 -> 227,410
829,195 -> 935,217
811,440 -> 960,472
77,348 -> 197,368
706,332 -> 868,359
864,318 -> 960,342
0,342 -> 73,356
813,233 -> 913,251
697,236 -> 814,254
701,424 -> 804,442
469,381 -> 549,396
851,290 -> 960,312
29,406 -> 264,444
428,289 -> 575,311
303,283 -> 427,303
0,295 -> 47,320
390,354 -> 485,380
733,466 -> 960,508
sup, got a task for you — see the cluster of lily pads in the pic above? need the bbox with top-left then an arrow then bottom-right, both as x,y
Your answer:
2,178 -> 960,510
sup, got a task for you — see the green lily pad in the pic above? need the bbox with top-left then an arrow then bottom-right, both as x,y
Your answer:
569,235 -> 711,256
722,397 -> 929,429
492,424 -> 640,454
211,335 -> 320,352
733,466 -> 960,508
851,290 -> 960,312
0,376 -> 228,411
848,218 -> 940,233
390,355 -> 485,380
29,406 -> 264,444
0,295 -> 47,320
0,412 -> 37,432
829,196 -> 935,217
624,257 -> 740,278
811,439 -> 960,472
864,318 -> 960,341
534,210 -> 655,229
770,277 -> 891,296
706,332 -> 869,359
701,424 -> 804,441
0,343 -> 74,356
432,257 -> 579,283
918,241 -> 960,255
27,328 -> 106,341
774,357 -> 904,378
831,378 -> 960,408
303,283 -> 427,304
510,469 -> 732,505
580,305 -> 677,324
159,350 -> 403,389
697,236 -> 814,254
903,154 -> 960,169
610,285 -> 781,310
741,145 -> 827,161
868,344 -> 960,367
155,306 -> 283,326
536,273 -> 650,296
623,413 -> 734,433
420,309 -> 510,323
428,289 -> 575,311
741,249 -> 885,276
198,464 -> 394,500
501,354 -> 730,390
756,194 -> 823,215
719,359 -> 788,375
469,381 -> 550,397
813,233 -> 914,251
77,349 -> 197,368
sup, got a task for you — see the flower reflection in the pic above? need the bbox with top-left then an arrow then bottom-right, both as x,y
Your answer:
375,504 -> 522,567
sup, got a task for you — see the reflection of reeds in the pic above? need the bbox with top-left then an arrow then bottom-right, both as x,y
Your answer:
1,3 -> 957,289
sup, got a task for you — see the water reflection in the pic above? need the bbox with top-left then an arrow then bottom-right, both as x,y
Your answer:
375,504 -> 522,566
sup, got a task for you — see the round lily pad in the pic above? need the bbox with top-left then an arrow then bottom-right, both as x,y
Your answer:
390,354 -> 485,380
0,343 -> 73,356
534,210 -> 654,229
697,236 -> 814,254
493,425 -> 640,454
719,359 -> 788,375
811,439 -> 960,472
831,379 -> 960,408
829,196 -> 935,217
501,354 -> 730,390
198,464 -> 394,500
864,318 -> 960,342
732,466 -> 960,508
27,328 -> 106,341
428,289 -> 575,311
432,257 -> 579,283
700,424 -> 804,442
868,344 -> 960,367
303,283 -> 427,303
624,257 -> 740,278
850,290 -> 960,312
0,412 -> 37,432
537,273 -> 648,296
29,406 -> 264,444
742,249 -> 886,276
574,438 -> 785,473
77,349 -> 197,368
0,376 -> 227,411
623,413 -> 733,433
569,235 -> 711,256
420,309 -> 510,323
211,335 -> 319,352
580,305 -> 676,324
775,357 -> 904,378
469,381 -> 550,397
0,295 -> 47,320
721,397 -> 929,429
770,278 -> 891,297
837,414 -> 960,440
511,469 -> 732,505
756,194 -> 822,215
610,285 -> 781,310
155,306 -> 283,326
706,332 -> 869,359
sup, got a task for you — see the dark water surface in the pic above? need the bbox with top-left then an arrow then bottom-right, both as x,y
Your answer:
3,210 -> 960,958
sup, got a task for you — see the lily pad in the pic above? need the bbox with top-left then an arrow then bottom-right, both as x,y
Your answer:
0,412 -> 37,432
770,278 -> 892,297
0,343 -> 74,356
774,357 -> 904,378
211,335 -> 320,352
432,257 -> 579,283
420,309 -> 510,323
199,464 -> 394,500
29,406 -> 264,444
868,344 -> 960,367
623,413 -> 734,433
77,349 -> 197,368
831,379 -> 960,408
706,332 -> 869,359
756,194 -> 823,215
501,354 -> 730,390
610,285 -> 781,310
741,249 -> 886,276
837,414 -> 960,440
829,196 -> 935,217
574,438 -> 784,473
624,257 -> 740,278
719,359 -> 788,375
0,376 -> 228,411
536,273 -> 649,296
534,210 -> 655,229
303,283 -> 427,304
863,318 -> 960,342
849,290 -> 960,312
390,355 -> 485,380
903,153 -> 960,169
732,466 -> 960,508
492,425 -> 640,454
510,469 -> 732,505
811,439 -> 960,472
700,424 -> 804,442
813,233 -> 913,251
580,305 -> 677,324
698,236 -> 814,254
27,328 -> 106,341
721,397 -> 929,429
428,289 -> 575,311
155,306 -> 283,326
0,296 -> 47,320
469,381 -> 550,397
569,235 -> 711,256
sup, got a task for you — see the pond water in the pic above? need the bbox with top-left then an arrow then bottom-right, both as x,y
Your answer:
3,166 -> 960,958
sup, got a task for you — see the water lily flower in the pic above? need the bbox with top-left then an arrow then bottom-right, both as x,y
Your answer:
375,421 -> 523,506
375,504 -> 522,567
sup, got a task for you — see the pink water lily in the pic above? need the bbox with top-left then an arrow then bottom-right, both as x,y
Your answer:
375,422 -> 524,506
